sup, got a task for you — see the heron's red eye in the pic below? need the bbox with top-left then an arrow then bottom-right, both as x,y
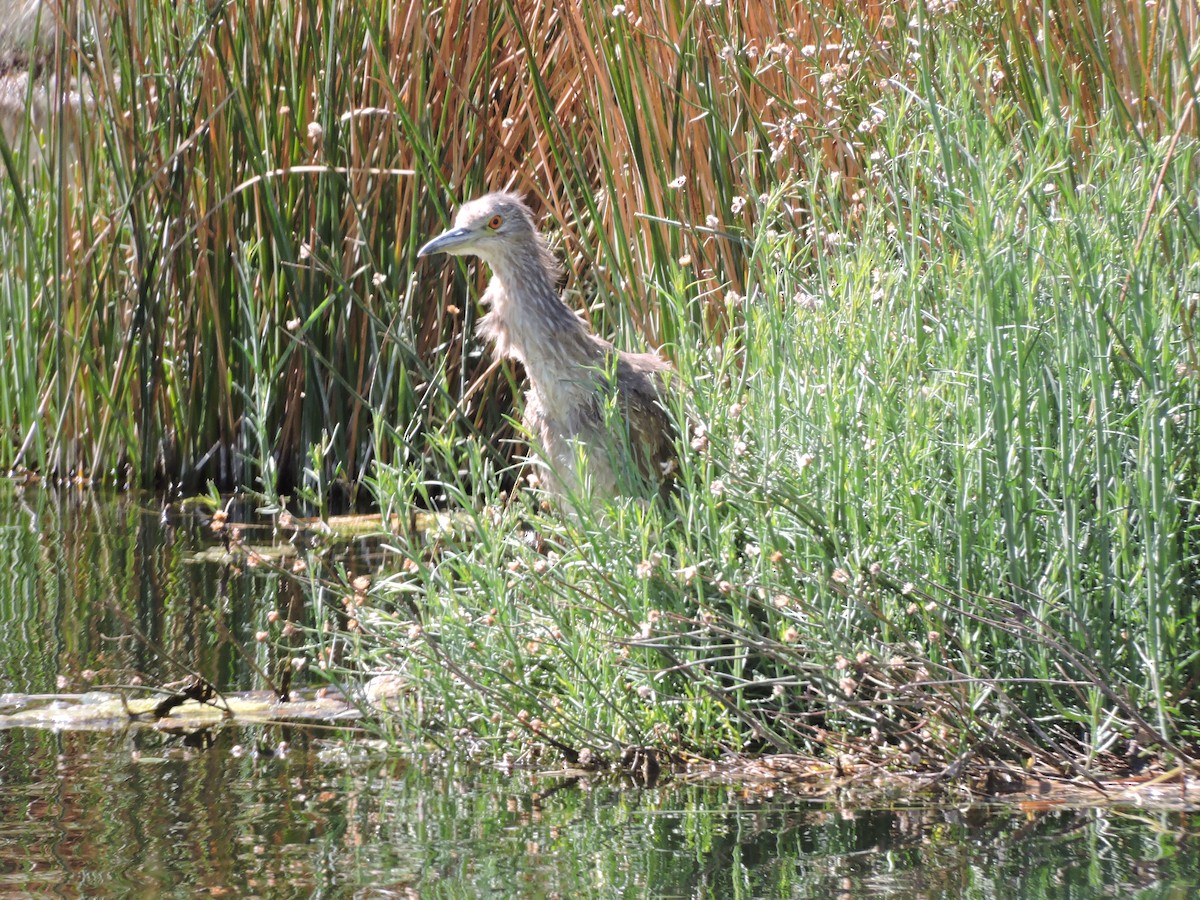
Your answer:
488,215 -> 503,230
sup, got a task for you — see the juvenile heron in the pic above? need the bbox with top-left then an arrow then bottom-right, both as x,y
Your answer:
418,191 -> 675,499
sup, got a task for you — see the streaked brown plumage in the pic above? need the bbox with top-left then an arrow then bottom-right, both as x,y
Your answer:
0,2 -> 88,152
418,191 -> 674,499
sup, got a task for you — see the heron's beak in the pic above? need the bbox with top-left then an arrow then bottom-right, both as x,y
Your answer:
417,227 -> 476,258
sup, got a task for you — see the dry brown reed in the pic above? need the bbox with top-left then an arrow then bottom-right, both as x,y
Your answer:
2,0 -> 1195,492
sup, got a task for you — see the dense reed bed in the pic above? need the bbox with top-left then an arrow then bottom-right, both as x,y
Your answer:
3,0 -> 883,495
4,0 -> 1199,773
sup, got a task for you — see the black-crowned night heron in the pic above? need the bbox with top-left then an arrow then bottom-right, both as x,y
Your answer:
418,191 -> 675,499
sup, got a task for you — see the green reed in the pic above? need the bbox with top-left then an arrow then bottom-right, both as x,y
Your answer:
2,1 -> 1198,769
336,4 -> 1199,768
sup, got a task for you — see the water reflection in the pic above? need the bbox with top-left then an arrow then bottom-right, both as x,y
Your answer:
0,485 -> 269,694
0,725 -> 1197,897
1,484 -> 1198,897
0,483 -> 375,699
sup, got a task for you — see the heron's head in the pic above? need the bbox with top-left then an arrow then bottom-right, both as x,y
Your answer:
418,192 -> 539,263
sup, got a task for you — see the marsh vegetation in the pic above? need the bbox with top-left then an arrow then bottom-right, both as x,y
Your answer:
1,1 -> 1198,783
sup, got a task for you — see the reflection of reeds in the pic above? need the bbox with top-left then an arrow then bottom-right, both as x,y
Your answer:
0,486 -> 284,695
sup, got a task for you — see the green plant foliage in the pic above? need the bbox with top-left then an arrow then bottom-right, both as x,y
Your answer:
3,0 -> 1198,768
334,6 -> 1198,766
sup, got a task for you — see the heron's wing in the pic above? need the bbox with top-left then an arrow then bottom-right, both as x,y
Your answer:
615,352 -> 677,483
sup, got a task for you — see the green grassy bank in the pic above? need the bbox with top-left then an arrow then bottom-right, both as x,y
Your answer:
3,1 -> 1199,772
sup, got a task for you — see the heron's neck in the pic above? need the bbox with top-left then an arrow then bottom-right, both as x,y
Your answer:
479,247 -> 600,379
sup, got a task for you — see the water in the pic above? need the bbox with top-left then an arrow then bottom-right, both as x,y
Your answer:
0,484 -> 1197,897
2,725 -> 1197,897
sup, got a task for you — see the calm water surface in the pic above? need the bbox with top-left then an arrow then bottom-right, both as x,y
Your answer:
0,484 -> 1197,898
